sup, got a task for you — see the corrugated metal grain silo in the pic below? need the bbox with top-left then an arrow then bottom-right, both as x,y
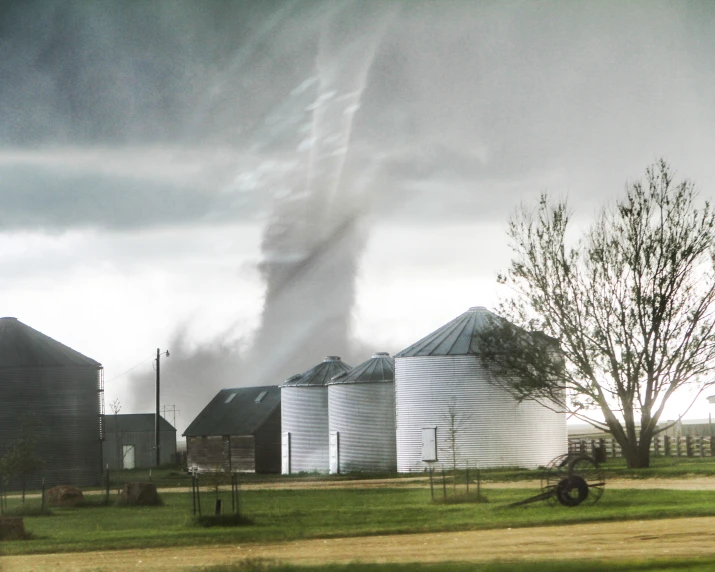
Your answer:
327,352 -> 396,474
0,317 -> 103,488
281,356 -> 351,474
394,307 -> 567,472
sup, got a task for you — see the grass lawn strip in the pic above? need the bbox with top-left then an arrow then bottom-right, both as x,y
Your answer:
3,487 -> 715,556
3,517 -> 715,571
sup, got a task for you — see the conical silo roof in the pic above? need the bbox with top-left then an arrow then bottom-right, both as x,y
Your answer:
0,317 -> 101,368
395,307 -> 499,358
329,352 -> 394,385
281,356 -> 351,387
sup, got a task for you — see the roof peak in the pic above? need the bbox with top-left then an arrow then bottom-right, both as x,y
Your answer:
395,307 -> 500,358
329,352 -> 395,385
0,317 -> 101,368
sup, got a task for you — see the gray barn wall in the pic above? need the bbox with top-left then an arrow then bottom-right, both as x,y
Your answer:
255,406 -> 281,473
103,428 -> 176,470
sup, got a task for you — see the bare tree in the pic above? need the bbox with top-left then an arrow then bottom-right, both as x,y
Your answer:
109,399 -> 130,471
441,400 -> 471,483
476,160 -> 715,468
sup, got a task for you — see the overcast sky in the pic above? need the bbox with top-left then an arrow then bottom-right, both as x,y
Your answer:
2,1 -> 714,433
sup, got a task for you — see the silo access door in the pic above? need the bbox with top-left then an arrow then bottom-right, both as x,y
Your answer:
281,432 -> 291,474
329,431 -> 340,474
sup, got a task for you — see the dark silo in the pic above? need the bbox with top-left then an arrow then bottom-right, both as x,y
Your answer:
0,317 -> 103,488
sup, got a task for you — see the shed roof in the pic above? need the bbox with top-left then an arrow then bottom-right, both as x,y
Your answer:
329,352 -> 394,385
183,385 -> 280,437
103,414 -> 175,433
395,306 -> 498,357
281,356 -> 351,387
0,317 -> 101,368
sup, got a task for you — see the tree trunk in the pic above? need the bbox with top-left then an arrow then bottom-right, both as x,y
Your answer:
622,434 -> 652,469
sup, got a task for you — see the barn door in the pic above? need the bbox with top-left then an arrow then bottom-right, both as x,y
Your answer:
281,432 -> 291,474
329,431 -> 340,474
122,445 -> 136,470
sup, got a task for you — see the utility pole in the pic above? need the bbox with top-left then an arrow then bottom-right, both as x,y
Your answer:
163,405 -> 179,429
155,348 -> 170,467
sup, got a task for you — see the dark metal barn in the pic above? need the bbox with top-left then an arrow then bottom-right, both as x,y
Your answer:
103,414 -> 177,470
0,317 -> 103,488
183,386 -> 281,473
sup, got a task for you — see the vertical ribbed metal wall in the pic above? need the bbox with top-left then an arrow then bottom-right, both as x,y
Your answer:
395,355 -> 567,471
0,366 -> 103,487
281,386 -> 329,473
328,383 -> 396,473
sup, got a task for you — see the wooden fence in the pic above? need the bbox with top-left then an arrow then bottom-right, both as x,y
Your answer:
569,435 -> 715,459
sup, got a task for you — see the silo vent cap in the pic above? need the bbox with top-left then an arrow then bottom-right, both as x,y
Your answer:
372,352 -> 390,358
468,306 -> 487,311
1,316 -> 18,320
324,356 -> 341,361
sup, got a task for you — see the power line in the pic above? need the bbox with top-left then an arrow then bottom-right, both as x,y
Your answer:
105,355 -> 156,383
163,405 -> 180,428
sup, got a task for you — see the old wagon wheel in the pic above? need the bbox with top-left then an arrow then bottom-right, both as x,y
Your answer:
541,453 -> 606,507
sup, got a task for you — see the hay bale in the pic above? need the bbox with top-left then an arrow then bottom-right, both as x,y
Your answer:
0,516 -> 26,540
47,485 -> 85,507
120,482 -> 162,506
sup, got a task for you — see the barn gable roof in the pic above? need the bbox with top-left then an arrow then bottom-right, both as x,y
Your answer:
104,413 -> 175,433
183,385 -> 280,437
281,356 -> 351,387
395,306 -> 497,358
329,353 -> 394,385
0,317 -> 101,368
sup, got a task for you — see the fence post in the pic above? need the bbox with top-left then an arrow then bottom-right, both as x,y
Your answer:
686,435 -> 693,457
466,461 -> 470,495
654,436 -> 660,457
664,435 -> 671,456
442,466 -> 447,501
429,467 -> 434,501
611,439 -> 616,458
699,436 -> 705,458
580,440 -> 586,456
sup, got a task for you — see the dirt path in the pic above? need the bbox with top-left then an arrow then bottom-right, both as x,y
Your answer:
3,516 -> 715,571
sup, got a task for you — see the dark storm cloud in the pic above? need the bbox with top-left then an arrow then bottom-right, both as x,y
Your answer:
2,0 -> 714,232
0,154 -> 274,230
0,0 -> 322,146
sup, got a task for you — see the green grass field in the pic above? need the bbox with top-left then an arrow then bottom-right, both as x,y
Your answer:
3,485 -> 715,556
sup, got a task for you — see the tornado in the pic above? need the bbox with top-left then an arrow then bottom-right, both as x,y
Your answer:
248,1 -> 398,384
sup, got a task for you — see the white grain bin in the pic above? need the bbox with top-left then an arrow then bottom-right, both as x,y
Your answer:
281,356 -> 351,474
394,307 -> 567,472
327,352 -> 396,474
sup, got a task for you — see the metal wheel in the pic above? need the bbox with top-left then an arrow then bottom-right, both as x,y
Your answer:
540,453 -> 606,507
